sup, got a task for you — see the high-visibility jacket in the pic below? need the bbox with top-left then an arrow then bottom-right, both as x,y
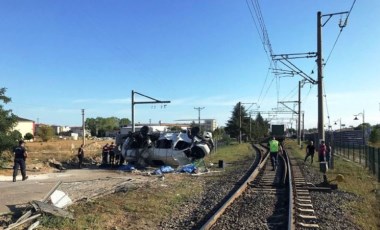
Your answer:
269,140 -> 279,152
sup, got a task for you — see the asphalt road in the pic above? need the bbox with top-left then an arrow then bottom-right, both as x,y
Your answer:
0,168 -> 149,214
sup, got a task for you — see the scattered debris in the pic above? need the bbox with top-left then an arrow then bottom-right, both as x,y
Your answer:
48,159 -> 66,171
5,181 -> 71,230
50,190 -> 73,208
27,220 -> 39,230
5,214 -> 41,230
31,200 -> 73,219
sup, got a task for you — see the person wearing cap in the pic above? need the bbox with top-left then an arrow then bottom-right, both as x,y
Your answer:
12,140 -> 28,182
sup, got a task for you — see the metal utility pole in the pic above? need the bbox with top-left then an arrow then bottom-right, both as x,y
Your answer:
81,109 -> 85,146
194,107 -> 205,129
302,112 -> 305,141
317,11 -> 325,143
239,102 -> 242,144
131,90 -> 171,132
298,81 -> 302,145
317,10 -> 349,143
249,113 -> 252,141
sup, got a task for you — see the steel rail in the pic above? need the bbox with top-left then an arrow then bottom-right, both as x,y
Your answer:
284,149 -> 296,230
200,144 -> 269,230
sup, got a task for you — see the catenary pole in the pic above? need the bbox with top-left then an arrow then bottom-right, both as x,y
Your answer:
317,11 -> 325,143
298,81 -> 302,145
132,90 -> 135,132
81,109 -> 85,146
239,102 -> 242,144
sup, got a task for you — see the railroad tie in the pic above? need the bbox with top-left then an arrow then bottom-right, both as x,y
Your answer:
297,195 -> 312,199
296,203 -> 313,208
298,222 -> 320,229
297,208 -> 315,213
298,214 -> 318,220
296,198 -> 312,203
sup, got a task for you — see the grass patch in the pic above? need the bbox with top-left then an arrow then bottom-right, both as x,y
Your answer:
26,140 -> 109,162
285,140 -> 380,230
39,177 -> 202,230
206,143 -> 254,164
38,143 -> 255,229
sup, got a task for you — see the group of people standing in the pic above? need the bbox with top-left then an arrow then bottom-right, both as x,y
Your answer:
102,142 -> 121,166
304,140 -> 332,167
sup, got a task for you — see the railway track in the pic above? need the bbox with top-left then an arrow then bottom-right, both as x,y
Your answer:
199,143 -> 320,230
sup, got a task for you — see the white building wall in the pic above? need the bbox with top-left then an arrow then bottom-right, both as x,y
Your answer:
14,121 -> 34,138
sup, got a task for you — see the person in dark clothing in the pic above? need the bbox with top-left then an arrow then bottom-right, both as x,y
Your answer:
326,143 -> 332,167
102,143 -> 109,164
77,144 -> 84,168
109,142 -> 115,166
304,141 -> 316,164
319,140 -> 327,162
13,140 -> 28,182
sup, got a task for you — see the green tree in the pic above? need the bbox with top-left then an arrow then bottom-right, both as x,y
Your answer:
0,88 -> 18,151
24,132 -> 34,141
369,128 -> 380,144
212,127 -> 225,140
38,125 -> 55,142
11,130 -> 22,141
86,117 -> 126,137
169,126 -> 182,132
85,118 -> 97,136
225,103 -> 250,139
119,118 -> 131,127
0,88 -> 18,166
252,113 -> 269,139
354,123 -> 371,131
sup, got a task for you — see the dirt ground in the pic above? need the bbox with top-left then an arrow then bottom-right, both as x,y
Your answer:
0,168 -> 153,215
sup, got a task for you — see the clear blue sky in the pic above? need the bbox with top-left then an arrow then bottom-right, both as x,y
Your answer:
1,0 -> 379,129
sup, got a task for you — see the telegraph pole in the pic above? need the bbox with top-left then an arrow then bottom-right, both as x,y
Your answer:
239,102 -> 242,144
194,107 -> 205,129
302,112 -> 305,141
317,11 -> 325,143
298,81 -> 302,145
131,90 -> 135,132
81,109 -> 85,146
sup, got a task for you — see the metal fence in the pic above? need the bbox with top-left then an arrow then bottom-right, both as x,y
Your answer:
334,142 -> 380,182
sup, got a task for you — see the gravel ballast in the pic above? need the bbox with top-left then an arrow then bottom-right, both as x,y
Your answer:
298,161 -> 360,230
159,154 -> 257,229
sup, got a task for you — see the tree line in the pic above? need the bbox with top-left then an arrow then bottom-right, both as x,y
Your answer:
224,102 -> 269,141
85,117 -> 131,137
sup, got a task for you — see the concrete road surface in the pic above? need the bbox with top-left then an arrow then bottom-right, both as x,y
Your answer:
0,169 -> 149,214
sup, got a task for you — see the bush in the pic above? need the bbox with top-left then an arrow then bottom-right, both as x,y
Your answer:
38,126 -> 55,142
24,132 -> 34,141
369,128 -> 380,144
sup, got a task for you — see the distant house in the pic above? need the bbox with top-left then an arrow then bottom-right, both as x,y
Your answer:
14,117 -> 35,138
51,125 -> 71,135
70,126 -> 90,137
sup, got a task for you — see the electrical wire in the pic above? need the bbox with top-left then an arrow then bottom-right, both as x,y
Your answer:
245,0 -> 279,106
302,84 -> 315,103
323,84 -> 331,125
324,0 -> 357,67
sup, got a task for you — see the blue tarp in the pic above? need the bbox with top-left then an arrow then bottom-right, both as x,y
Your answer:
160,165 -> 174,173
118,163 -> 135,171
153,165 -> 175,175
178,164 -> 197,173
